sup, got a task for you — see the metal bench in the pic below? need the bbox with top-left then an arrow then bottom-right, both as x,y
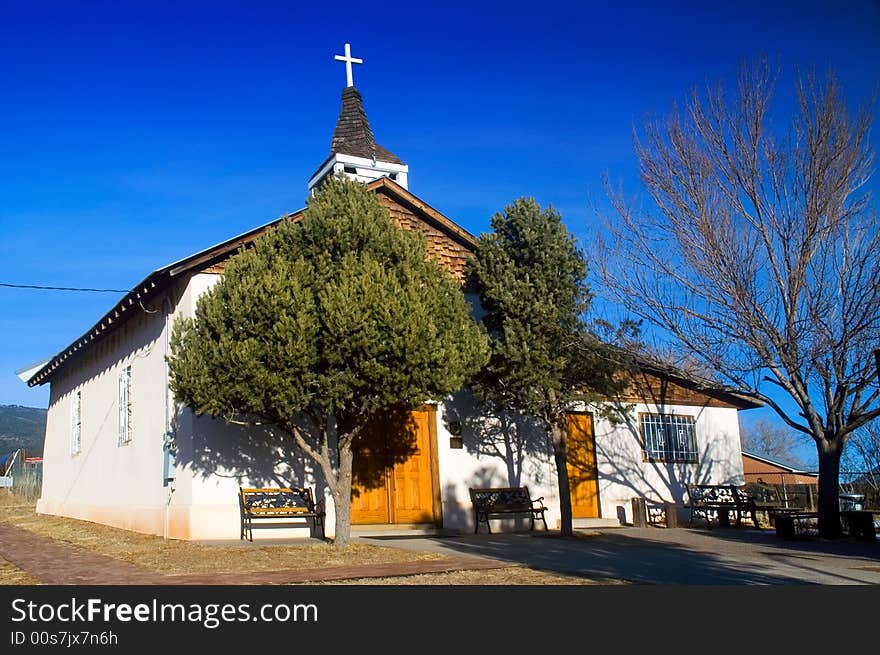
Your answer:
469,486 -> 548,534
684,483 -> 761,529
238,486 -> 325,541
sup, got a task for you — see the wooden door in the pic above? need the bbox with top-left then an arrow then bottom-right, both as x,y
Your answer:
351,408 -> 437,525
391,410 -> 435,523
350,416 -> 391,524
566,413 -> 600,518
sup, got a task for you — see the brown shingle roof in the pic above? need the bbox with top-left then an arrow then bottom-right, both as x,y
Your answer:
330,87 -> 403,164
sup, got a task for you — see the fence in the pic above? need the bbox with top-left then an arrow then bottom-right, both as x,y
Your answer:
1,449 -> 42,502
11,463 -> 42,502
746,468 -> 880,511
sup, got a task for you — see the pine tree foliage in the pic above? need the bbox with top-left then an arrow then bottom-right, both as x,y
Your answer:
168,174 -> 488,545
468,198 -> 628,535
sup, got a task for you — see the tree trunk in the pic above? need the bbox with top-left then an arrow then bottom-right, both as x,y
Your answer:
331,437 -> 354,547
816,437 -> 843,539
551,420 -> 573,536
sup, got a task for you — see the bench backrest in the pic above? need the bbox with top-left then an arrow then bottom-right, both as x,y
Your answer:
743,482 -> 780,504
469,486 -> 533,510
240,487 -> 316,515
731,485 -> 756,507
687,484 -> 760,508
685,484 -> 737,505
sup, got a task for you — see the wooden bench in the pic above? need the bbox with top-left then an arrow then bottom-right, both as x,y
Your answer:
469,486 -> 548,534
239,486 -> 325,541
684,483 -> 761,530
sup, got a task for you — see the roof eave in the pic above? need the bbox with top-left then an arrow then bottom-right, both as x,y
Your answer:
741,450 -> 816,475
627,354 -> 765,411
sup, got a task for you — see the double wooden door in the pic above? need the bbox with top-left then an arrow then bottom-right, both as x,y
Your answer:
350,407 -> 438,525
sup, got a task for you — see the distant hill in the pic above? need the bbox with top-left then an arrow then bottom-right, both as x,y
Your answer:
0,404 -> 47,457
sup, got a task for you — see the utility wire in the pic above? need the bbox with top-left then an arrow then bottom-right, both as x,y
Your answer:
0,282 -> 130,293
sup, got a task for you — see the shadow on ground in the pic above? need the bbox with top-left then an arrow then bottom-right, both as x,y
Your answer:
363,527 -> 880,585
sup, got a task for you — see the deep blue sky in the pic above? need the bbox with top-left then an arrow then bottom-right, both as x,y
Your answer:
2,1 -> 879,464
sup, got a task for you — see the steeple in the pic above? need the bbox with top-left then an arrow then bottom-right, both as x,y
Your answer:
308,44 -> 409,192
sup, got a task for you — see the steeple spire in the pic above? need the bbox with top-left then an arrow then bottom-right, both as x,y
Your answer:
307,51 -> 409,192
329,87 -> 403,165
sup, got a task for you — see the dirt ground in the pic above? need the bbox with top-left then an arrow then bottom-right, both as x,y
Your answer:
0,495 -> 602,585
313,567 -> 611,585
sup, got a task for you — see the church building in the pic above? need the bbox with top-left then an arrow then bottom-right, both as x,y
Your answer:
21,45 -> 760,540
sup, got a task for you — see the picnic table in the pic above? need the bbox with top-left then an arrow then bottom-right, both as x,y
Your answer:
684,483 -> 764,529
775,509 -> 878,542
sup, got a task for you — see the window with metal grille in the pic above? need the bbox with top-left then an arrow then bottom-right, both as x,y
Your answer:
70,389 -> 82,455
118,366 -> 132,446
640,413 -> 698,462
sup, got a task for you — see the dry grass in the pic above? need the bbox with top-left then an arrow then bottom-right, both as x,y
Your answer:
0,494 -> 619,585
0,555 -> 41,585
313,566 -> 622,585
0,498 -> 444,576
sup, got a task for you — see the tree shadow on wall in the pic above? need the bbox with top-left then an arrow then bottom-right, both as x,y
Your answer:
443,389 -> 552,488
596,400 -> 739,510
171,409 -> 322,491
171,405 -> 419,499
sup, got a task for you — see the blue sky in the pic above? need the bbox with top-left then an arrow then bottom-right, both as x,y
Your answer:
2,1 -> 879,465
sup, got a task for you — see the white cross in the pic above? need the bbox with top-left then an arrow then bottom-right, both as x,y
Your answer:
334,42 -> 363,88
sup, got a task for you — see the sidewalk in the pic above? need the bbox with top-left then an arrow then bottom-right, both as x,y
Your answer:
0,523 -> 510,585
357,526 -> 880,584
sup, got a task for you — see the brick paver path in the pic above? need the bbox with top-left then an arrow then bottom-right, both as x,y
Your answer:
0,523 -> 509,585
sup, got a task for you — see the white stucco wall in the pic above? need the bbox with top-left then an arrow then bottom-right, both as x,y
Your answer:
433,392 -> 746,531
37,280 -> 187,536
164,273 -> 327,540
590,402 -> 745,524
36,271 -> 323,540
436,394 -> 559,532
37,267 -> 748,541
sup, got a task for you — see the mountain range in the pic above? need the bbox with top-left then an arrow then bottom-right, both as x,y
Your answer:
0,404 -> 47,457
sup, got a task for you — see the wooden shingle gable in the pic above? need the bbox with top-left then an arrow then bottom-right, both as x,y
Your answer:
199,178 -> 476,279
620,363 -> 763,410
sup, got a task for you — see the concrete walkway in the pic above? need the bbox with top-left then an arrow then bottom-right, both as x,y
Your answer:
356,526 -> 880,584
0,523 -> 509,585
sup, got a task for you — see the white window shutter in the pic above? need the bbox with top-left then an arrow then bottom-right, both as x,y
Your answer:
118,368 -> 130,445
117,373 -> 124,445
70,391 -> 79,455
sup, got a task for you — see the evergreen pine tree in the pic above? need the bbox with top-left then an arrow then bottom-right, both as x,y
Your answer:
169,174 -> 488,546
469,198 -> 627,535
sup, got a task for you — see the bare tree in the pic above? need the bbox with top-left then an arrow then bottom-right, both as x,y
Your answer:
740,418 -> 808,470
598,59 -> 880,538
842,424 -> 880,492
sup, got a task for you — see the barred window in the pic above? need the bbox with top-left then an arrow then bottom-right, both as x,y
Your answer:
70,389 -> 82,455
118,366 -> 132,446
641,413 -> 698,462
